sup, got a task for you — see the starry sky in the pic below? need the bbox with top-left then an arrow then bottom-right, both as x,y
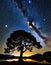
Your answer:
0,0 -> 51,57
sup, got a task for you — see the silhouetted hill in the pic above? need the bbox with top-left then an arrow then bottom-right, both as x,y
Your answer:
0,54 -> 17,60
0,51 -> 51,64
29,51 -> 51,63
30,54 -> 43,62
0,54 -> 43,62
43,51 -> 51,63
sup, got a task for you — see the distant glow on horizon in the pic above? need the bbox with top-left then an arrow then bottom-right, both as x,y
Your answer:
11,50 -> 33,57
24,59 -> 35,62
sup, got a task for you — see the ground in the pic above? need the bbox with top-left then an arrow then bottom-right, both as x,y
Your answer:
0,61 -> 51,65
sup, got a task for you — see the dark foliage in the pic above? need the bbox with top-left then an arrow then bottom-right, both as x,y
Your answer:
4,30 -> 42,61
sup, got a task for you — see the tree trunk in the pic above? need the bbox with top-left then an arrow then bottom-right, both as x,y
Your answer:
19,46 -> 23,61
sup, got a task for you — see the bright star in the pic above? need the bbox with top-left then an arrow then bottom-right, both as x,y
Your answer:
5,25 -> 8,28
28,0 -> 32,4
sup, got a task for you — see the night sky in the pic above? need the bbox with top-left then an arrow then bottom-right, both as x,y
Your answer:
0,0 -> 51,59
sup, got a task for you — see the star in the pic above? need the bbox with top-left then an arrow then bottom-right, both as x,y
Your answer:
28,0 -> 32,4
5,25 -> 8,28
43,18 -> 46,21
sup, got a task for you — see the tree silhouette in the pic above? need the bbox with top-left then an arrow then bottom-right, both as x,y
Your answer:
4,30 -> 42,61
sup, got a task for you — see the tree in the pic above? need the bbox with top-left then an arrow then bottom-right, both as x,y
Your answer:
4,30 -> 42,61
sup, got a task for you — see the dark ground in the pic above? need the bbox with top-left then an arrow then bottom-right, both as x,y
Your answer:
0,61 -> 51,65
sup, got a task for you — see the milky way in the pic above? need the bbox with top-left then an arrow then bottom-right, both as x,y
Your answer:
0,0 -> 51,54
